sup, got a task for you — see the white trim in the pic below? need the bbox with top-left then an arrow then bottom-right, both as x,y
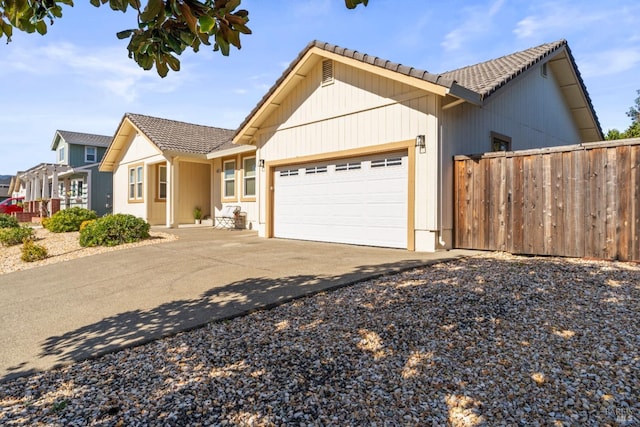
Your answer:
206,144 -> 255,159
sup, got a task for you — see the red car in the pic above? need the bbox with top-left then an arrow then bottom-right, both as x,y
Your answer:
0,197 -> 24,214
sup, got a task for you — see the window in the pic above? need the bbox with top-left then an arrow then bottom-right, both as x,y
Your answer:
279,169 -> 299,177
223,160 -> 236,198
335,162 -> 361,171
371,157 -> 403,168
59,146 -> 65,163
491,132 -> 512,152
85,146 -> 97,163
128,164 -> 144,201
157,165 -> 167,200
243,157 -> 256,198
305,166 -> 328,174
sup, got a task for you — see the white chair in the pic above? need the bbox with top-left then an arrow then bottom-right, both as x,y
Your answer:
215,205 -> 240,229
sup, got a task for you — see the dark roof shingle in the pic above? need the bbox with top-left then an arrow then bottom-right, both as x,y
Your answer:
57,130 -> 112,148
439,40 -> 567,98
125,113 -> 234,155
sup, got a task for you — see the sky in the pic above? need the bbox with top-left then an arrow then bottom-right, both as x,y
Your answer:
1,0 -> 639,174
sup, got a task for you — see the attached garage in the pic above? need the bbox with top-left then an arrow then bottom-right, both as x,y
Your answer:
273,151 -> 408,248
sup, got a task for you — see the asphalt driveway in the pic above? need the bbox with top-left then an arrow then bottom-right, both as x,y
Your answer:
0,227 -> 478,382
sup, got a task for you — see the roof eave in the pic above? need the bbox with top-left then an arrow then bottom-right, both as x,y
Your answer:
233,42 -> 453,145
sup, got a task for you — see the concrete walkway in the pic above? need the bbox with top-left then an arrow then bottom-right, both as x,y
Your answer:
0,228 -> 479,382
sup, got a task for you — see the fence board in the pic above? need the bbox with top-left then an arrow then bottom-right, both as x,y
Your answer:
454,139 -> 640,262
632,146 -> 640,261
550,152 -> 565,256
617,146 -> 631,260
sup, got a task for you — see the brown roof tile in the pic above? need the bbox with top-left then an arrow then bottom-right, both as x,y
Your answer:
125,113 -> 234,155
439,40 -> 567,98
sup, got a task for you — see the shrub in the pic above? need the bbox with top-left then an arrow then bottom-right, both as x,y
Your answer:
79,219 -> 96,231
0,226 -> 34,246
46,207 -> 98,233
21,240 -> 48,262
0,214 -> 19,229
80,214 -> 150,247
41,217 -> 51,229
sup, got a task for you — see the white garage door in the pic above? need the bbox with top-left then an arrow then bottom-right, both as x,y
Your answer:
274,151 -> 408,248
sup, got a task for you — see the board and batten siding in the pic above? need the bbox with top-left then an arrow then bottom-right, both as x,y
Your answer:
255,58 -> 441,248
439,62 -> 585,240
112,133 -> 165,220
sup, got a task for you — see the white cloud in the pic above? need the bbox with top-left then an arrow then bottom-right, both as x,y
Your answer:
579,48 -> 640,78
441,0 -> 507,52
3,41 -> 182,103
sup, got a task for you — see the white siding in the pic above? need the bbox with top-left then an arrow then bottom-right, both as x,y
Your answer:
256,59 -> 439,249
112,133 -> 165,221
258,61 -> 432,160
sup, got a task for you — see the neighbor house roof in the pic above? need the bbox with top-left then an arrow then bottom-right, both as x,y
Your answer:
51,130 -> 112,150
100,113 -> 238,171
234,39 -> 603,144
124,113 -> 234,155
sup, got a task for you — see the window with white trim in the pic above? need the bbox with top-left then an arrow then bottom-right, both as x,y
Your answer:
305,166 -> 328,174
128,164 -> 144,201
59,146 -> 65,163
158,165 -> 167,200
279,169 -> 299,177
243,157 -> 256,198
85,146 -> 97,163
223,160 -> 236,198
335,162 -> 361,171
371,157 -> 403,168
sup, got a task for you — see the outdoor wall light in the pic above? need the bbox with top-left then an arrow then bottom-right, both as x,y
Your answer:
259,159 -> 265,170
415,134 -> 426,153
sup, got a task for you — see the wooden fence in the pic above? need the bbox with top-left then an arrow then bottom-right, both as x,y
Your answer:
454,139 -> 640,261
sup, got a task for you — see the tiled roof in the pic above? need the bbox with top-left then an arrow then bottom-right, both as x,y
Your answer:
57,130 -> 112,147
235,39 -> 594,140
124,113 -> 234,155
439,40 -> 567,98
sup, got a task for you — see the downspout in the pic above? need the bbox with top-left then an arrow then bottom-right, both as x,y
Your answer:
438,121 -> 446,248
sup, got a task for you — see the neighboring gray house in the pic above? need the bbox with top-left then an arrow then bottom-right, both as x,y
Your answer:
17,130 -> 114,217
0,175 -> 12,202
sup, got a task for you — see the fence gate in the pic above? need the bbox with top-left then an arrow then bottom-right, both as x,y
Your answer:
454,139 -> 640,261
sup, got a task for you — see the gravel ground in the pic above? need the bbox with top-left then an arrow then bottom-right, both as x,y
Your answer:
0,228 -> 177,275
0,253 -> 638,426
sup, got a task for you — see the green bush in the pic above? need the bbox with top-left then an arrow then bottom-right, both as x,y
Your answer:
0,214 -> 19,229
41,217 -> 51,229
21,240 -> 48,262
80,214 -> 150,247
45,207 -> 98,233
79,219 -> 96,231
0,226 -> 34,246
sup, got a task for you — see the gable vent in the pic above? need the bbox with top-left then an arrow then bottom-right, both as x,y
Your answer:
322,59 -> 334,86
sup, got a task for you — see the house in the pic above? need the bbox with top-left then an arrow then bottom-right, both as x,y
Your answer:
101,39 -> 602,252
0,175 -> 12,202
16,130 -> 114,217
99,113 -> 257,227
231,39 -> 602,251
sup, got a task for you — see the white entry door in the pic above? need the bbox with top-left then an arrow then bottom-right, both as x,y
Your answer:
274,151 -> 408,248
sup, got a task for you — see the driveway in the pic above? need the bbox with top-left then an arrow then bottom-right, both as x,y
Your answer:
0,228 -> 478,382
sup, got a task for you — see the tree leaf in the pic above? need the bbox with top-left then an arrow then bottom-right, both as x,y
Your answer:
177,2 -> 197,33
198,14 -> 214,33
116,29 -> 134,39
35,20 -> 47,34
140,0 -> 164,22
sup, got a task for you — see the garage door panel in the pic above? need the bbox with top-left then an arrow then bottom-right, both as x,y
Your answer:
274,152 -> 408,249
